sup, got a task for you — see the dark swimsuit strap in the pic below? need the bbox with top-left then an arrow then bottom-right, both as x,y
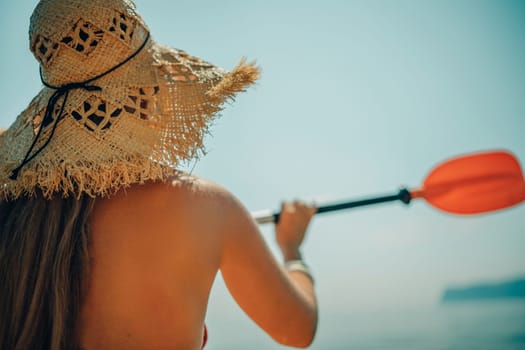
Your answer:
202,324 -> 208,349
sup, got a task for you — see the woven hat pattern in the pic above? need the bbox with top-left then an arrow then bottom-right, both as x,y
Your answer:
0,0 -> 259,199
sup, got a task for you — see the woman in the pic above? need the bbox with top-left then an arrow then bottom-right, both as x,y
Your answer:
0,0 -> 318,349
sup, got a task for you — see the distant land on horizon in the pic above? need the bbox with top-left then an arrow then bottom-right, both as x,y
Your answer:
442,277 -> 525,302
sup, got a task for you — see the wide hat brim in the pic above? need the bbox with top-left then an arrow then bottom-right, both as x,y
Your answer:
0,35 -> 260,200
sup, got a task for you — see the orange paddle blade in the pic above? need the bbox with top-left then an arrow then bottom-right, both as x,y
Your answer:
412,151 -> 525,215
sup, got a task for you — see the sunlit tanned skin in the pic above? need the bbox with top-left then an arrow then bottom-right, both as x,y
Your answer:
79,174 -> 317,349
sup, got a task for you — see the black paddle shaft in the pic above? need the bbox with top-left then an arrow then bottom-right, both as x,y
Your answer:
270,188 -> 412,224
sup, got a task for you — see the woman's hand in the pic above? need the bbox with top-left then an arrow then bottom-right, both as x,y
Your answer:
275,201 -> 316,261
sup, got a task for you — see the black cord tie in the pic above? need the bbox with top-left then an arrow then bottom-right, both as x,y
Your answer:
10,31 -> 151,180
9,83 -> 102,180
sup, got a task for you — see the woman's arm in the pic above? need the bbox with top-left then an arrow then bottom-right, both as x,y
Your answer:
219,192 -> 318,348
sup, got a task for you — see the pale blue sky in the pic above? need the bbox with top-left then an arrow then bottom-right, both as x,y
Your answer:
1,1 -> 524,349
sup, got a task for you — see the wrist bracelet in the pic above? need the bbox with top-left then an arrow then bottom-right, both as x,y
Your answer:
284,259 -> 314,284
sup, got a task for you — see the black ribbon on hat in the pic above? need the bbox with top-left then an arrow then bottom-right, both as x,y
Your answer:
10,31 -> 151,180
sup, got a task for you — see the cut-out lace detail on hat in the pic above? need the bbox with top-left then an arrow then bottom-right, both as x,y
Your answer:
31,100 -> 64,136
108,12 -> 136,45
159,64 -> 198,83
124,86 -> 160,120
71,96 -> 122,134
177,50 -> 213,69
31,35 -> 59,66
32,115 -> 43,136
61,19 -> 104,56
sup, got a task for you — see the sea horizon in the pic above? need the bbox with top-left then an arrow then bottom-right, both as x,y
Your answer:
205,299 -> 525,350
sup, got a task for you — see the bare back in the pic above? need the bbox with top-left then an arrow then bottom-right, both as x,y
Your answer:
79,174 -> 317,349
79,176 -> 222,349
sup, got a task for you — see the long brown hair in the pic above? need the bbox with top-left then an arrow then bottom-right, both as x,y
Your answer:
0,193 -> 96,350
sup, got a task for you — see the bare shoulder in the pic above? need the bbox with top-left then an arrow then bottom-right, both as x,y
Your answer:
165,172 -> 239,211
168,172 -> 232,200
164,173 -> 253,227
103,172 -> 240,217
94,172 -> 248,238
105,172 -> 229,201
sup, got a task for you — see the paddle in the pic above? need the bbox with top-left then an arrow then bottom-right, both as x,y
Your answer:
253,150 -> 525,224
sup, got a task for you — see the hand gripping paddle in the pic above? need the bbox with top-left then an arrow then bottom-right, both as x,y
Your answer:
253,150 -> 525,224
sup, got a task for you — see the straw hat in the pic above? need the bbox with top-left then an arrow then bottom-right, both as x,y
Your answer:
0,0 -> 259,200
